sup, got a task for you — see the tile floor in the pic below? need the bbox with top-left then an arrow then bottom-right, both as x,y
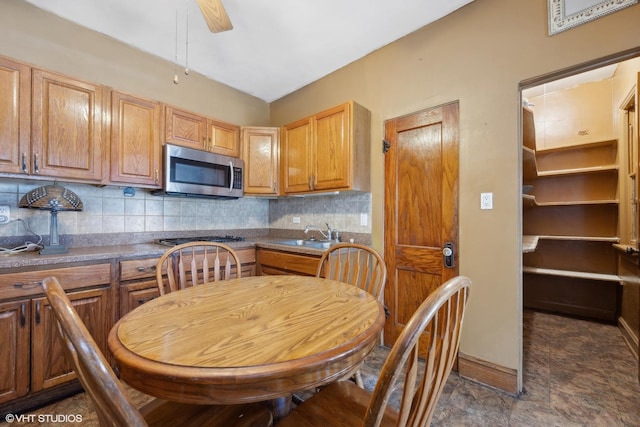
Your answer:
2,310 -> 638,426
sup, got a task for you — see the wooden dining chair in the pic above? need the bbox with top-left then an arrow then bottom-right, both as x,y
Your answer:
41,276 -> 273,427
316,242 -> 387,387
279,275 -> 471,427
316,243 -> 387,303
155,241 -> 242,296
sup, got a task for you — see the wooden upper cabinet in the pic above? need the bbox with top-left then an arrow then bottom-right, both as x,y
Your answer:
242,126 -> 280,195
314,103 -> 351,191
31,69 -> 105,182
0,57 -> 30,175
164,105 -> 208,150
164,106 -> 240,157
110,90 -> 161,187
281,101 -> 371,195
282,117 -> 313,193
208,119 -> 240,158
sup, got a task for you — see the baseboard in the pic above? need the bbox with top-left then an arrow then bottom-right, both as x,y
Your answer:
618,316 -> 639,361
457,352 -> 518,396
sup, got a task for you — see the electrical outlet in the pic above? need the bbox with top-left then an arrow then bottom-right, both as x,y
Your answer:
360,213 -> 368,226
480,193 -> 493,210
292,216 -> 301,224
0,205 -> 10,224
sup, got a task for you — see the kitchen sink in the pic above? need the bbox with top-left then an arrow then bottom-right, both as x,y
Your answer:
275,239 -> 332,249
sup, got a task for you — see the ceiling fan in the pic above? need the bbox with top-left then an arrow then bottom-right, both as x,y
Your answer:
196,0 -> 233,32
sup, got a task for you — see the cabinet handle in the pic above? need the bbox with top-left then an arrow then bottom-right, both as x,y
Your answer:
22,153 -> 27,173
203,137 -> 207,150
13,281 -> 41,289
20,302 -> 26,327
154,169 -> 159,185
136,266 -> 156,272
35,301 -> 41,324
137,297 -> 156,305
33,153 -> 39,174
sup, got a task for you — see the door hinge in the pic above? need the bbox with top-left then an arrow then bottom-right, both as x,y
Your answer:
382,139 -> 390,154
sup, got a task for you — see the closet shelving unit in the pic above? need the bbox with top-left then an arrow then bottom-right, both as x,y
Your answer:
522,107 -> 620,322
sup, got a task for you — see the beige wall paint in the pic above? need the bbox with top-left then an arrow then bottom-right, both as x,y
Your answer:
0,1 -> 270,126
271,0 -> 640,376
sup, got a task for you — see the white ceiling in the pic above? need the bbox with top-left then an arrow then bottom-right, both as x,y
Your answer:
24,0 -> 475,102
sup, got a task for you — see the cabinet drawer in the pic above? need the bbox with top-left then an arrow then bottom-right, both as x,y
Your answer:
256,249 -> 320,276
120,258 -> 159,281
0,264 -> 111,300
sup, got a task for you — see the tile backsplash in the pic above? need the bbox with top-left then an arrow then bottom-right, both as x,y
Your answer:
0,179 -> 371,243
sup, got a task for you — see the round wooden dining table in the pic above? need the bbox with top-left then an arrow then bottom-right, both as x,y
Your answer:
108,274 -> 385,416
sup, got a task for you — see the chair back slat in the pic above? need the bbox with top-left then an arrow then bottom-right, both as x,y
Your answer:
156,242 -> 242,296
363,276 -> 471,427
202,247 -> 210,283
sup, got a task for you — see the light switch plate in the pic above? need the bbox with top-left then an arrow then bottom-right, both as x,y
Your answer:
292,216 -> 301,224
0,205 -> 10,224
360,213 -> 368,226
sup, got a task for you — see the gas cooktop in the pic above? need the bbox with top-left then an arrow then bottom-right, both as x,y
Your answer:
157,235 -> 245,247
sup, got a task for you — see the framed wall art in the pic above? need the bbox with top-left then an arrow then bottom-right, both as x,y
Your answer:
548,0 -> 638,35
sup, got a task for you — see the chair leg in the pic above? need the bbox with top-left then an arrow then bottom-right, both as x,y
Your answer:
354,369 -> 364,388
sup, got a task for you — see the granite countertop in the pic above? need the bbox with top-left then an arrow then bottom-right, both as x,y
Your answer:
0,237 -> 333,270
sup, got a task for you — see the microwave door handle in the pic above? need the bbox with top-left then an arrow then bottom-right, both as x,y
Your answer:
228,160 -> 234,193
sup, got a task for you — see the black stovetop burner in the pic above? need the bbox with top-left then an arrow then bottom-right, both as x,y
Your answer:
157,235 -> 245,247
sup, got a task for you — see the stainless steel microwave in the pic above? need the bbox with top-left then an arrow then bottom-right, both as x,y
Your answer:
154,144 -> 244,199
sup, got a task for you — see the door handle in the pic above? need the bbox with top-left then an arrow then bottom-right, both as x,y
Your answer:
443,242 -> 455,268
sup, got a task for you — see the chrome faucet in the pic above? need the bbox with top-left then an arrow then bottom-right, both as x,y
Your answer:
304,223 -> 336,241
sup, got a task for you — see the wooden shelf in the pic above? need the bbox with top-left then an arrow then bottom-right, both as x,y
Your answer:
523,234 -> 618,254
535,199 -> 618,206
538,235 -> 619,242
523,266 -> 619,282
522,235 -> 539,253
524,196 -> 618,207
537,164 -> 618,177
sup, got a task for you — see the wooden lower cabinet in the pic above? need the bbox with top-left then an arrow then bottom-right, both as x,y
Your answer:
32,288 -> 109,392
0,300 -> 30,404
0,263 -> 113,411
256,248 -> 321,276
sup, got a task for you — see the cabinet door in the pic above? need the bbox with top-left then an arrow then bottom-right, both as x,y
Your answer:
242,126 -> 280,195
120,279 -> 159,316
313,103 -> 350,190
164,106 -> 208,151
208,119 -> 240,158
0,57 -> 30,175
0,300 -> 30,404
282,117 -> 313,193
31,69 -> 105,182
110,91 -> 161,187
31,287 -> 109,392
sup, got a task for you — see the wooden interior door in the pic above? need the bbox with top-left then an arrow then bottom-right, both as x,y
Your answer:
383,101 -> 459,346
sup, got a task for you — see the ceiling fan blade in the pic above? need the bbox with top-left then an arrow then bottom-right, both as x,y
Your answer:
196,0 -> 233,33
